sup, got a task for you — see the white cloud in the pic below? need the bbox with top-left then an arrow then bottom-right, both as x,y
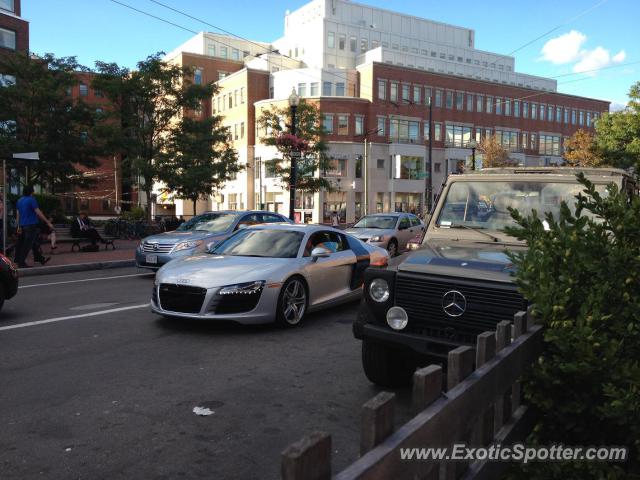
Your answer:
540,31 -> 626,77
609,101 -> 626,112
540,30 -> 587,64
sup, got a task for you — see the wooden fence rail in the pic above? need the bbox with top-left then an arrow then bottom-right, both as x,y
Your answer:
281,308 -> 543,480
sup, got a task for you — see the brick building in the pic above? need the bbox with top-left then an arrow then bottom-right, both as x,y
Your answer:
160,0 -> 609,223
0,0 -> 28,59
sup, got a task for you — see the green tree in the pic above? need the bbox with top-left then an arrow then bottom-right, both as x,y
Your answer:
157,116 -> 241,214
505,173 -> 640,479
92,53 -> 214,220
594,81 -> 640,169
257,100 -> 332,194
0,52 -> 102,192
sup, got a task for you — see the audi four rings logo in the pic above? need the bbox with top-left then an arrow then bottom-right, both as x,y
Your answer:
442,290 -> 467,317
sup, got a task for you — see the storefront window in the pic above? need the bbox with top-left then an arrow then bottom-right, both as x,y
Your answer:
393,155 -> 424,180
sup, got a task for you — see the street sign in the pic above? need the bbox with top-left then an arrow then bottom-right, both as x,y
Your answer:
12,152 -> 39,161
290,151 -> 301,158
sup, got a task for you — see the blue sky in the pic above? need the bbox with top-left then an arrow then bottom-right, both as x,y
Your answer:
24,0 -> 639,109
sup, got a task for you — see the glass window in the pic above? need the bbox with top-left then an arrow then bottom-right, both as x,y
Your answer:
232,49 -> 239,60
548,105 -> 554,122
0,0 -> 15,12
540,104 -> 545,120
586,112 -> 591,127
466,94 -> 473,112
324,158 -> 346,177
571,109 -> 577,124
435,89 -> 442,107
579,111 -> 584,126
327,31 -> 335,49
392,155 -> 424,180
323,114 -> 334,134
531,103 -> 537,120
213,229 -> 303,259
564,108 -> 569,124
522,102 -> 528,119
424,122 -> 430,141
486,96 -> 493,114
377,116 -> 386,136
456,92 -> 464,110
378,79 -> 386,100
530,133 -> 537,150
522,133 -> 528,150
337,115 -> 349,135
0,27 -> 15,49
79,83 -> 88,97
355,116 -> 364,136
220,46 -> 228,58
555,106 -> 562,122
444,124 -> 472,148
177,213 -> 236,233
413,85 -> 421,104
207,45 -> 216,57
372,40 -> 379,49
335,82 -> 345,96
307,82 -> 318,96
504,99 -> 511,116
350,36 -> 357,52
485,128 -> 492,139
476,95 -> 483,113
425,87 -> 432,105
401,84 -> 409,102
360,38 -> 368,53
496,98 -> 502,115
240,87 -> 245,104
434,123 -> 442,141
322,82 -> 332,96
390,82 -> 398,102
445,91 -> 453,109
377,159 -> 385,169
194,69 -> 203,85
514,100 -> 520,117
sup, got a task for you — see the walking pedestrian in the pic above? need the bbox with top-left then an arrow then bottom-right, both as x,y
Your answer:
14,185 -> 53,268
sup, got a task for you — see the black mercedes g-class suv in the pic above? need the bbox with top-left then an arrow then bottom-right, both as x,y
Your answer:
354,167 -> 636,387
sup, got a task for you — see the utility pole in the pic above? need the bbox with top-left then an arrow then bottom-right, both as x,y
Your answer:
363,137 -> 368,216
427,94 -> 433,213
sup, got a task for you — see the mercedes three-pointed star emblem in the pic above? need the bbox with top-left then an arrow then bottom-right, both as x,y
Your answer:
442,290 -> 467,317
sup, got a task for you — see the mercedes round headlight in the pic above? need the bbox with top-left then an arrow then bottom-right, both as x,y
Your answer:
369,278 -> 390,303
173,240 -> 204,252
386,306 -> 408,330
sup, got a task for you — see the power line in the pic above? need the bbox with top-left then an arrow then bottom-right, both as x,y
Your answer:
109,0 -> 198,35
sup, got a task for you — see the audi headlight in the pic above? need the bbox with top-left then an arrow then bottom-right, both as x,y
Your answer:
369,278 -> 390,302
218,280 -> 265,296
369,235 -> 383,242
173,240 -> 203,252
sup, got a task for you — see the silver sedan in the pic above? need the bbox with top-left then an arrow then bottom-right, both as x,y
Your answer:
151,224 -> 389,327
345,213 -> 424,256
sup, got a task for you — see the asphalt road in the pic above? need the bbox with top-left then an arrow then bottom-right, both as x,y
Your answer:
0,264 -> 414,480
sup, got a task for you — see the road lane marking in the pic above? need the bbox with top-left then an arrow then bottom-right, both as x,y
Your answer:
0,304 -> 150,332
69,302 -> 120,311
19,272 -> 154,289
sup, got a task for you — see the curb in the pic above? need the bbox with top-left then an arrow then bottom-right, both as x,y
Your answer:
18,259 -> 137,277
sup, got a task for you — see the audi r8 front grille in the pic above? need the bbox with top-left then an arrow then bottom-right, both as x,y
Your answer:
210,290 -> 263,315
158,283 -> 206,314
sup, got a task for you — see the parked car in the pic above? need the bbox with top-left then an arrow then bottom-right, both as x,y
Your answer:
354,167 -> 637,387
345,213 -> 424,256
151,224 -> 389,326
0,253 -> 18,311
135,211 -> 291,270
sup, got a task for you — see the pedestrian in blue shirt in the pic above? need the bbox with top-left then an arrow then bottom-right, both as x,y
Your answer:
14,185 -> 54,268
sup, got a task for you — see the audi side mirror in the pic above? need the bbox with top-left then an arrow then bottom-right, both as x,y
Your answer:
310,246 -> 332,261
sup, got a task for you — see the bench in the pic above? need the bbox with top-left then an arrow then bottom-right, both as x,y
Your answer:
52,225 -> 116,253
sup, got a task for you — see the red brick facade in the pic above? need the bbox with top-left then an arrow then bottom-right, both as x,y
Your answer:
0,0 -> 28,54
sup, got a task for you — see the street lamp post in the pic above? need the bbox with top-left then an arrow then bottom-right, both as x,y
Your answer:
468,139 -> 478,171
426,95 -> 433,212
288,88 -> 300,222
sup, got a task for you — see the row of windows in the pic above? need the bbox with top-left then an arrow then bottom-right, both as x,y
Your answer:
296,81 -> 349,97
213,87 -> 246,113
229,122 -> 245,142
319,113 -> 565,156
325,31 -> 511,71
206,43 -> 250,62
377,80 -> 601,127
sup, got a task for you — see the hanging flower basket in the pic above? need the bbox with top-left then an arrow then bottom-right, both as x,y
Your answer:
275,133 -> 310,153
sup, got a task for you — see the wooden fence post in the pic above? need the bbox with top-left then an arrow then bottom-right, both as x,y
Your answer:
360,391 -> 396,456
282,431 -> 331,480
412,365 -> 443,414
494,320 -> 512,434
447,346 -> 475,391
511,312 -> 528,415
474,332 -> 496,445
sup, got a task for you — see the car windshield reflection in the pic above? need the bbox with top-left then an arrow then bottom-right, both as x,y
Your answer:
176,213 -> 237,233
211,229 -> 304,258
353,216 -> 398,229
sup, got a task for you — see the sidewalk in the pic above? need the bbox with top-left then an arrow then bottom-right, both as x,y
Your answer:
16,239 -> 139,277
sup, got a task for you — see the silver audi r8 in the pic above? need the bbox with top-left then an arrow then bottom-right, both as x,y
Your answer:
151,224 -> 389,327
